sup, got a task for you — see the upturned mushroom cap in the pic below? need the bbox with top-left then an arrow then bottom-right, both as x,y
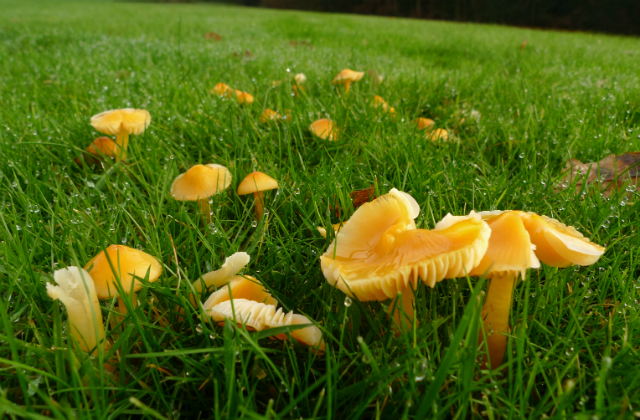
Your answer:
237,172 -> 278,195
212,83 -> 231,96
469,212 -> 540,279
332,69 -> 364,84
320,189 -> 491,301
207,299 -> 324,350
202,275 -> 277,310
259,109 -> 281,123
85,245 -> 163,299
90,109 -> 151,136
171,164 -> 232,201
309,119 -> 339,141
415,118 -> 435,131
480,211 -> 606,268
426,128 -> 449,141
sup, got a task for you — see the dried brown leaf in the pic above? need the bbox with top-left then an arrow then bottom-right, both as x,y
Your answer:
559,152 -> 640,198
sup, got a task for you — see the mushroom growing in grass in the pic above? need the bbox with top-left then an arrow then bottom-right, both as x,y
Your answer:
202,274 -> 277,310
212,83 -> 231,97
85,245 -> 163,318
309,119 -> 339,141
46,267 -> 105,354
170,164 -> 232,223
414,118 -> 435,131
75,137 -> 119,167
237,171 -> 278,221
259,109 -> 281,124
472,211 -> 605,369
320,188 -> 491,329
234,90 -> 254,105
90,108 -> 151,163
332,69 -> 364,94
190,252 -> 252,303
372,95 -> 395,116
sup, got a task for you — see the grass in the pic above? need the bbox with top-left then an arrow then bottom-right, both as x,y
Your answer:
0,0 -> 639,418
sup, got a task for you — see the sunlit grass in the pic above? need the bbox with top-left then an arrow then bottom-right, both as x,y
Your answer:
0,0 -> 639,418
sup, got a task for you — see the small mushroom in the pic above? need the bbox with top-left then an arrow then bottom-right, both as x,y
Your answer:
46,267 -> 105,354
207,299 -> 324,350
259,109 -> 281,124
320,189 -> 491,329
75,137 -> 119,167
237,171 -> 279,221
294,73 -> 307,84
332,69 -> 364,94
212,83 -> 231,97
170,164 -> 232,222
309,119 -> 339,141
234,90 -> 254,105
190,251 -> 251,303
372,95 -> 396,117
472,210 -> 605,368
414,118 -> 435,131
426,128 -> 449,141
90,108 -> 151,163
85,245 -> 163,318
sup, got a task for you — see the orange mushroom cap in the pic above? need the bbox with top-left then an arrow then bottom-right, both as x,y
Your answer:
237,172 -> 278,195
170,164 -> 232,202
86,137 -> 119,157
235,90 -> 254,105
320,189 -> 491,301
332,69 -> 365,85
85,245 -> 162,299
259,109 -> 281,123
426,128 -> 449,141
309,119 -> 339,141
415,118 -> 435,131
212,83 -> 231,96
90,109 -> 151,136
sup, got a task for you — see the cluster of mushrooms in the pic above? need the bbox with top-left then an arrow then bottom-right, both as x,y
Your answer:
50,70 -> 605,374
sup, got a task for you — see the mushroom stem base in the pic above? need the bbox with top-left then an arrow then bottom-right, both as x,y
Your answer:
114,133 -> 130,163
117,294 -> 137,322
480,272 -> 516,369
199,198 -> 212,223
389,288 -> 417,332
253,191 -> 265,221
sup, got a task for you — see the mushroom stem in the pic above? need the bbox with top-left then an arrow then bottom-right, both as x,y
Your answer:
114,132 -> 130,163
343,81 -> 351,95
198,198 -> 212,223
389,288 -> 418,331
480,272 -> 516,369
117,293 -> 137,321
253,191 -> 265,220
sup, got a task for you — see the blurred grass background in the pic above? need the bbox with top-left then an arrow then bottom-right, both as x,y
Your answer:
0,0 -> 639,418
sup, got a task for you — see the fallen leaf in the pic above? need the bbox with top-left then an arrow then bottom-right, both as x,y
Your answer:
204,32 -> 223,41
288,40 -> 314,49
519,40 -> 527,50
329,185 -> 377,217
559,153 -> 640,197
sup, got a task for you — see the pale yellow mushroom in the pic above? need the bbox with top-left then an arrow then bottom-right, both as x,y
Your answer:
332,69 -> 364,94
170,164 -> 232,223
309,119 -> 339,141
237,171 -> 279,221
90,109 -> 150,163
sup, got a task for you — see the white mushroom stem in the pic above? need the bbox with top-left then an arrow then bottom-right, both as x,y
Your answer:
46,267 -> 105,354
389,289 -> 418,331
198,198 -> 212,223
480,272 -> 516,369
114,132 -> 130,163
253,191 -> 265,220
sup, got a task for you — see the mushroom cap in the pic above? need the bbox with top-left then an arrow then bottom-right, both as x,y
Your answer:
90,109 -> 151,136
332,69 -> 365,84
469,212 -> 540,279
86,137 -> 119,157
170,164 -> 232,201
426,128 -> 449,141
259,109 -> 281,123
85,245 -> 162,299
317,221 -> 348,238
309,119 -> 339,141
294,73 -> 307,84
415,118 -> 435,131
237,171 -> 279,195
235,90 -> 254,105
320,189 -> 491,301
198,252 -> 251,289
207,299 -> 324,350
202,275 -> 277,310
212,83 -> 231,96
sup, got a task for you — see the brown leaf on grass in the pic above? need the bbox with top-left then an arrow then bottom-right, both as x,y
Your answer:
288,40 -> 314,49
329,185 -> 377,217
204,32 -> 223,41
559,152 -> 640,197
519,40 -> 527,50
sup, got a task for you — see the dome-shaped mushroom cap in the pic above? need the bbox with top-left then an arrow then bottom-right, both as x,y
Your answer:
90,109 -> 151,136
332,69 -> 365,84
85,245 -> 162,299
207,299 -> 324,350
309,119 -> 339,141
415,118 -> 435,131
171,164 -> 232,201
320,189 -> 491,301
469,212 -> 539,279
477,211 -> 605,268
237,172 -> 279,195
202,275 -> 277,310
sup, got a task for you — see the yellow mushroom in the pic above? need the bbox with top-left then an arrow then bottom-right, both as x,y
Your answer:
90,109 -> 150,163
426,128 -> 449,141
309,119 -> 339,141
320,188 -> 491,329
170,164 -> 232,222
212,83 -> 231,97
46,267 -> 105,354
414,118 -> 435,131
237,171 -> 278,221
317,221 -> 348,238
259,109 -> 281,124
234,90 -> 254,105
85,245 -> 162,318
190,251 -> 251,303
75,137 -> 120,167
332,69 -> 364,94
202,275 -> 277,309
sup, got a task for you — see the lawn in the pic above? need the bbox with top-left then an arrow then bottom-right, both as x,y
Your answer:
1,0 -> 639,418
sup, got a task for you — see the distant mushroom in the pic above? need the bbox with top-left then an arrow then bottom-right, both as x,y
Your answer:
309,119 -> 339,141
414,118 -> 435,131
212,83 -> 231,97
46,267 -> 105,354
234,90 -> 254,105
170,164 -> 232,222
332,69 -> 364,94
237,171 -> 279,221
372,95 -> 396,117
473,210 -> 605,368
85,245 -> 163,318
90,108 -> 151,163
259,109 -> 281,124
320,189 -> 491,329
75,137 -> 119,167
294,73 -> 307,84
207,299 -> 324,350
